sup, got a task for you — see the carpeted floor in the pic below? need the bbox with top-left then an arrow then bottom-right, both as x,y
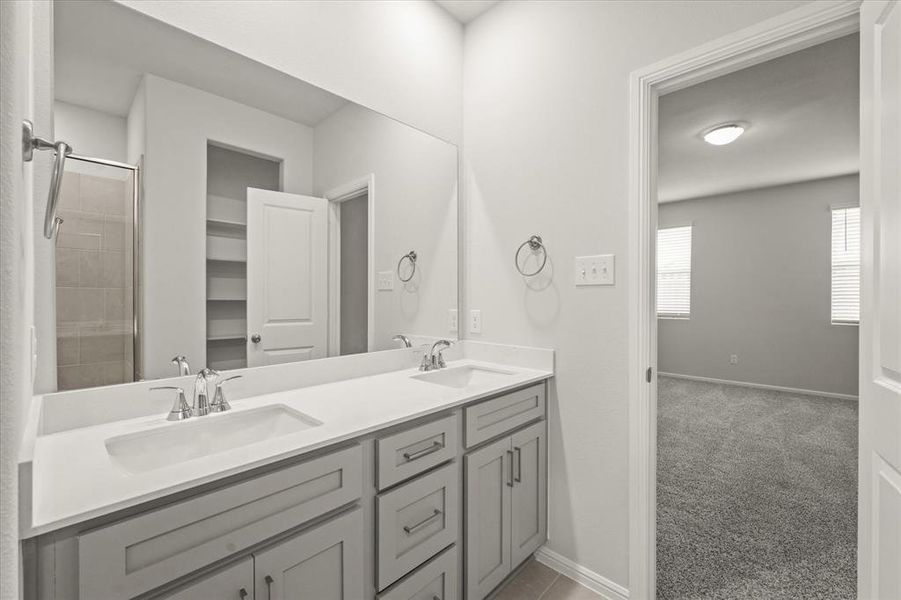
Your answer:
656,376 -> 858,600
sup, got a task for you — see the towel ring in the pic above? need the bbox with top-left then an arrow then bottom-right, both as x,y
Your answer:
515,235 -> 547,277
397,250 -> 417,283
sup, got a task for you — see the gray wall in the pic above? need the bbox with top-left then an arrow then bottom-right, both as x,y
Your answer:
658,175 -> 859,397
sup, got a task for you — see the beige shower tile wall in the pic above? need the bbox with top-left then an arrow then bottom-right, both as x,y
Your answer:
56,170 -> 135,390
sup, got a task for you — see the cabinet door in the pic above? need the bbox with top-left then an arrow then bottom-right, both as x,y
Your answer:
510,421 -> 547,566
156,557 -> 253,600
253,508 -> 363,600
464,437 -> 512,600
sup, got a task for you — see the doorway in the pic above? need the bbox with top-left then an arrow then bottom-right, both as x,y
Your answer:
325,175 -> 376,357
625,3 -> 876,599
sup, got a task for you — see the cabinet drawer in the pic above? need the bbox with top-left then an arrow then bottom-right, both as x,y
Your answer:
376,462 -> 459,590
464,383 -> 545,447
377,414 -> 458,490
79,445 -> 363,599
378,545 -> 458,600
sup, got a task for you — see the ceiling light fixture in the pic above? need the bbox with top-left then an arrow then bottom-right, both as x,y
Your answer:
702,123 -> 747,146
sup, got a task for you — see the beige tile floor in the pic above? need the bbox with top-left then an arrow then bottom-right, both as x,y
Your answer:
492,559 -> 604,600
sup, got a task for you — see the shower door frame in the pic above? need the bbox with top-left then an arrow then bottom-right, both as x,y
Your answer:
626,2 -> 861,598
65,153 -> 142,383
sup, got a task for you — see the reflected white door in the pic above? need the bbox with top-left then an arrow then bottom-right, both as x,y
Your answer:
247,189 -> 328,367
859,2 -> 901,598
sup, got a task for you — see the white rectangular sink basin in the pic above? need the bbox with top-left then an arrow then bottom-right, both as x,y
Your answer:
105,405 -> 322,474
412,365 -> 515,389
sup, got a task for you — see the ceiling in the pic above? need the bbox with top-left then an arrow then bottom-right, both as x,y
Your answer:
658,34 -> 859,203
54,0 -> 347,126
435,0 -> 500,24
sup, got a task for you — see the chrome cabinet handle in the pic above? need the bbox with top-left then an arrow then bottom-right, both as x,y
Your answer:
265,575 -> 274,600
239,588 -> 248,599
514,447 -> 522,483
403,440 -> 443,461
403,508 -> 442,535
506,450 -> 514,487
251,334 -> 262,344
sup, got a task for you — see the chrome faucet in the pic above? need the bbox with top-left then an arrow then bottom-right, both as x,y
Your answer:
193,368 -> 220,416
393,334 -> 413,348
171,355 -> 191,376
420,340 -> 453,371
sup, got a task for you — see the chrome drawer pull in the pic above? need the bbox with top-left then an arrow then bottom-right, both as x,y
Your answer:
403,440 -> 443,461
403,508 -> 443,535
514,447 -> 522,483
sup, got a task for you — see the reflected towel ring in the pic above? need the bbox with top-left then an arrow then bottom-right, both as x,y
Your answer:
515,235 -> 547,277
397,250 -> 417,282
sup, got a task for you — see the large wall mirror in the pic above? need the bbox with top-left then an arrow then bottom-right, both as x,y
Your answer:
48,1 -> 458,390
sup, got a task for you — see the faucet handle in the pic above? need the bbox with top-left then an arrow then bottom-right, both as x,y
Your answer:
211,375 -> 242,413
151,386 -> 192,421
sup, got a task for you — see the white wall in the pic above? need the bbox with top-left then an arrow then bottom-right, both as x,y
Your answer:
463,0 -> 809,589
116,0 -> 463,144
140,75 -> 314,378
658,176 -> 859,396
1,0 -> 52,595
314,103 -> 458,351
53,101 -> 127,164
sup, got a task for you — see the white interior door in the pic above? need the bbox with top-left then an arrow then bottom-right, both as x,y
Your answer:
247,188 -> 328,367
858,3 -> 901,598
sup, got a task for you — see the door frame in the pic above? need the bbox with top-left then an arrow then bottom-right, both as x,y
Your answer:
626,2 -> 861,598
324,174 -> 376,356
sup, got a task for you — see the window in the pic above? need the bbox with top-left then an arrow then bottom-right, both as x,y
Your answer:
657,225 -> 692,318
831,207 -> 860,324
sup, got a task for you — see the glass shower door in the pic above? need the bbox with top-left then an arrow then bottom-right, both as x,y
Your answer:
55,159 -> 137,390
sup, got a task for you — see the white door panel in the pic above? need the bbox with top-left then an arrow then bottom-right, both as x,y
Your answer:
859,3 -> 901,598
247,189 -> 327,367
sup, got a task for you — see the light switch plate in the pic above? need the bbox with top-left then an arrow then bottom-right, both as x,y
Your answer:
575,254 -> 615,286
449,309 -> 458,332
377,271 -> 394,291
469,309 -> 482,334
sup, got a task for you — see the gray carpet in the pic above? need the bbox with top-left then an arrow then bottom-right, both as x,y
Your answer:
656,376 -> 858,600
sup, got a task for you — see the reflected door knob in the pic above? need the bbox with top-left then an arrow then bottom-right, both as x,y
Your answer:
251,334 -> 262,344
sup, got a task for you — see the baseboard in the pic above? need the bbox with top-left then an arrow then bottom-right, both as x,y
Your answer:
534,546 -> 629,600
658,372 -> 858,401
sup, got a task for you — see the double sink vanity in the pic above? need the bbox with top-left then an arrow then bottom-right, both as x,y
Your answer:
20,342 -> 554,600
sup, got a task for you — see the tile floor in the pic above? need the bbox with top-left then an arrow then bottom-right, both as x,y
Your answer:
492,559 -> 604,600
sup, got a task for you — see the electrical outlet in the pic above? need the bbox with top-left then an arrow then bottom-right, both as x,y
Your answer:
470,309 -> 482,334
730,354 -> 739,365
574,254 -> 615,286
377,271 -> 394,291
448,309 -> 458,332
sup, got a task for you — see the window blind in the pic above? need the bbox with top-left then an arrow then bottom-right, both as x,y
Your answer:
657,225 -> 692,318
831,207 -> 860,324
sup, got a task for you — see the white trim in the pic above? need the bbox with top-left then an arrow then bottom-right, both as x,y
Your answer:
627,2 -> 861,598
658,372 -> 859,401
324,174 -> 376,356
534,547 -> 629,600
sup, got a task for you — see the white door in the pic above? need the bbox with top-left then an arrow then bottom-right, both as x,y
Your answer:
859,3 -> 901,599
247,189 -> 328,367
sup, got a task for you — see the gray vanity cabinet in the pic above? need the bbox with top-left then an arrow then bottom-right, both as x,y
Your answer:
253,508 -> 364,600
464,420 -> 547,600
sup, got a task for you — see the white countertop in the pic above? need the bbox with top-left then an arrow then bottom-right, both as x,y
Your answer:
24,358 -> 552,537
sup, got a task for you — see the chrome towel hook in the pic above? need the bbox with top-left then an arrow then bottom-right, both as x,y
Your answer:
22,120 -> 73,239
515,234 -> 548,277
397,250 -> 417,283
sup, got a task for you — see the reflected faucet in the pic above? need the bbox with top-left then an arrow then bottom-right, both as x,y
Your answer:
171,355 -> 191,377
392,334 -> 413,348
